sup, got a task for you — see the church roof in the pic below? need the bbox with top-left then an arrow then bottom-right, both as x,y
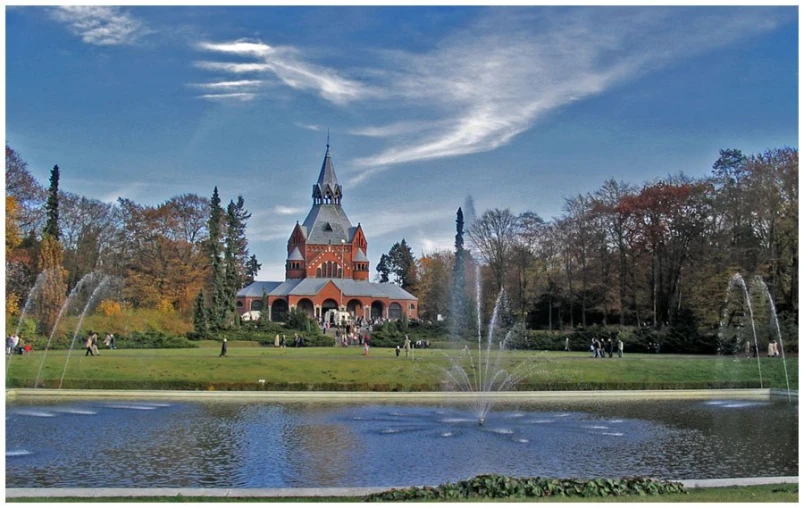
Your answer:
287,246 -> 304,261
353,249 -> 369,262
301,204 -> 353,244
238,279 -> 417,301
312,144 -> 343,205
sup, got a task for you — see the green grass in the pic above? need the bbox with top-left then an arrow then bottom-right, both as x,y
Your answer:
5,483 -> 799,502
5,343 -> 797,391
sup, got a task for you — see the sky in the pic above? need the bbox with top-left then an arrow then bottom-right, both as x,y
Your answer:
5,5 -> 799,282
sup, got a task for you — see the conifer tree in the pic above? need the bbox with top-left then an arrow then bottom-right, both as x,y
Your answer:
246,254 -> 261,283
44,165 -> 60,240
36,164 -> 67,334
451,207 -> 467,336
207,187 -> 225,328
193,289 -> 208,336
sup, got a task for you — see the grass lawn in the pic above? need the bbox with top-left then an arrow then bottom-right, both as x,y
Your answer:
5,341 -> 797,391
5,483 -> 799,502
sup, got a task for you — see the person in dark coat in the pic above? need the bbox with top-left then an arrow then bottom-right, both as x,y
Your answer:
220,338 -> 227,357
607,338 -> 614,358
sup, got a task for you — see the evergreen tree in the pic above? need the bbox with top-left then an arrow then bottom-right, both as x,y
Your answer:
44,165 -> 60,240
376,253 -> 391,283
388,239 -> 417,289
221,197 -> 251,326
207,187 -> 225,328
246,254 -> 261,283
193,289 -> 208,335
451,207 -> 467,336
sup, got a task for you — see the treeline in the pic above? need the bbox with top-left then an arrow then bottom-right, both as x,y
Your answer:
411,147 -> 797,337
5,145 -> 259,333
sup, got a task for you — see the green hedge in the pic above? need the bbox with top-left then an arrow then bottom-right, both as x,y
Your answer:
363,474 -> 687,501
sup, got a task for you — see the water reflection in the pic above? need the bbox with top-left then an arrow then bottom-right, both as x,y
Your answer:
5,398 -> 797,488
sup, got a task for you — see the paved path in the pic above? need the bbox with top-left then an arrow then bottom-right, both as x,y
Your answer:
5,477 -> 798,498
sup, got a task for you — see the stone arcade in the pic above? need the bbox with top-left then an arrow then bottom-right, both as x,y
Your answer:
236,143 -> 418,323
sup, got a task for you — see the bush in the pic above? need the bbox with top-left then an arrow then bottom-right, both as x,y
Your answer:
363,474 -> 687,501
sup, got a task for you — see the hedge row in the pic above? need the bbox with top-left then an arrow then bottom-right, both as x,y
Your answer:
363,474 -> 687,501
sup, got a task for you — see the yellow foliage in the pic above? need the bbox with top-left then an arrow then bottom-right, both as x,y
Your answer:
6,196 -> 22,254
6,293 -> 20,316
156,298 -> 175,314
97,299 -> 122,317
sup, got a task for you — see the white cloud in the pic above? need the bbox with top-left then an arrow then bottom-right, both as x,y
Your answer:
295,122 -> 325,132
49,6 -> 149,46
197,93 -> 256,102
345,7 -> 789,179
273,205 -> 307,216
190,80 -> 264,90
194,39 -> 371,105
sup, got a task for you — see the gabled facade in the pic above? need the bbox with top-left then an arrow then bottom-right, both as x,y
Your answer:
237,143 -> 417,323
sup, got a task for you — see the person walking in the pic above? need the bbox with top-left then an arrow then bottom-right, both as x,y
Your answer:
90,333 -> 100,356
564,337 -> 570,352
617,339 -> 624,358
403,335 -> 411,359
84,334 -> 94,356
607,338 -> 614,358
395,345 -> 401,357
219,338 -> 228,357
274,334 -> 280,348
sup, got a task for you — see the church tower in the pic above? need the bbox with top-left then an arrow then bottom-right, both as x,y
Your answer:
285,142 -> 370,281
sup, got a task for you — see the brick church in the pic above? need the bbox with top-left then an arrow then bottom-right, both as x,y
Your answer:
236,143 -> 418,323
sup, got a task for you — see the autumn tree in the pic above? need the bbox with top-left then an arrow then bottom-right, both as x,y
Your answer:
34,165 -> 68,334
417,250 -> 453,322
468,208 -> 519,293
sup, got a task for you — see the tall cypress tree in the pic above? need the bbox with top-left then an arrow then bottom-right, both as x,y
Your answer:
44,165 -> 60,240
451,207 -> 467,336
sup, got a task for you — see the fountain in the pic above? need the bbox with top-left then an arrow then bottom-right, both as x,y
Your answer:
719,273 -> 793,397
442,266 -> 533,425
5,270 -> 49,382
34,271 -> 107,388
58,275 -> 112,389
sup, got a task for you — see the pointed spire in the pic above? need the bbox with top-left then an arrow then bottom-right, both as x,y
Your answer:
312,136 -> 343,205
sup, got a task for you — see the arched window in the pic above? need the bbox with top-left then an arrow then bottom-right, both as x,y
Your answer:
317,267 -> 322,277
327,261 -> 332,277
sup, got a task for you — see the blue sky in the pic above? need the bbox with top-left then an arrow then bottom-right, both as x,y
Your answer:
6,6 -> 798,281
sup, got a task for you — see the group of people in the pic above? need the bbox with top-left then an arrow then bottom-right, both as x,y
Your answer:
334,327 -> 369,348
590,338 -> 623,358
84,332 -> 116,356
5,334 -> 30,355
395,335 -> 427,358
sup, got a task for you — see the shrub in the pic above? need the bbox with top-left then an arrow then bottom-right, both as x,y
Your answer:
363,474 -> 687,501
96,299 -> 122,317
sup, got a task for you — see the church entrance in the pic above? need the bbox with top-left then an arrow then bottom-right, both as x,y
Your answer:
271,299 -> 288,322
371,301 -> 384,320
322,299 -> 339,324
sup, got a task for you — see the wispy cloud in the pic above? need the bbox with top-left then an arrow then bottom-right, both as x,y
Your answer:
194,39 -> 371,105
49,6 -> 149,46
273,205 -> 307,216
190,80 -> 265,90
188,8 -> 790,183
343,7 -> 790,180
197,93 -> 256,102
295,122 -> 325,132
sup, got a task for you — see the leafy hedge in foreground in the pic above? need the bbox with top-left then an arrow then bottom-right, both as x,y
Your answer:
363,475 -> 688,501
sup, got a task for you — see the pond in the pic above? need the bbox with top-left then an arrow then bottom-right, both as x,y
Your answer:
5,397 -> 798,488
